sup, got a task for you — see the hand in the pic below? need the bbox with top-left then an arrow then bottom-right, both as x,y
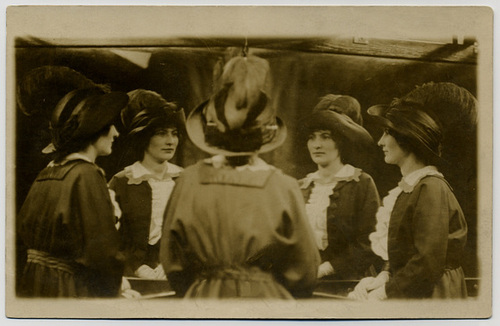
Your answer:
347,276 -> 375,300
154,264 -> 167,280
347,271 -> 390,300
135,264 -> 157,279
317,261 -> 335,278
120,277 -> 141,299
365,271 -> 390,292
367,284 -> 387,300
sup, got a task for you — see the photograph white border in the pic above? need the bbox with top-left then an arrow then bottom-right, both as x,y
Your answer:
2,1 -> 497,324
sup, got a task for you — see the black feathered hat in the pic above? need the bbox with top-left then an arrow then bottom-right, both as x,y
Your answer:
16,66 -> 128,154
44,87 -> 129,153
368,82 -> 478,165
121,89 -> 186,137
17,65 -> 101,119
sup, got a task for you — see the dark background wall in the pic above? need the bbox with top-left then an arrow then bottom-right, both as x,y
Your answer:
14,43 -> 478,276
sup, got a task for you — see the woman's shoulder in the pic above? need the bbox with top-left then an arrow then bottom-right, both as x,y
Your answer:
38,159 -> 101,181
415,174 -> 451,191
357,169 -> 376,183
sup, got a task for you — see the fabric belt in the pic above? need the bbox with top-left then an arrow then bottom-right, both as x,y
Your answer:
199,266 -> 273,282
27,249 -> 76,275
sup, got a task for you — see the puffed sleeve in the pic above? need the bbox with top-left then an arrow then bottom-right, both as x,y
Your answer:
73,166 -> 124,296
385,180 -> 451,298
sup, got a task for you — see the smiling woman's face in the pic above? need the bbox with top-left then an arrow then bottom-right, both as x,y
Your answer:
307,130 -> 341,167
143,127 -> 179,164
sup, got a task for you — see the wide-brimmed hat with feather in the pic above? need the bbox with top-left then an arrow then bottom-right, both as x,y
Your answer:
45,87 -> 128,154
17,65 -> 99,119
121,89 -> 186,137
17,65 -> 129,154
186,54 -> 287,156
367,82 -> 477,165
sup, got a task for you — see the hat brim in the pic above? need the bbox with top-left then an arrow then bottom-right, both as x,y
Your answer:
366,105 -> 398,130
367,104 -> 443,164
304,109 -> 374,148
72,92 -> 129,139
42,91 -> 129,154
186,100 -> 287,157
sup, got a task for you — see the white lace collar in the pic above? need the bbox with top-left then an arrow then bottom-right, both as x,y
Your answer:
300,164 -> 361,189
124,161 -> 183,185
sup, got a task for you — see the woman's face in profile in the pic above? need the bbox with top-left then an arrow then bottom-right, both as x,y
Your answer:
94,125 -> 119,157
144,127 -> 179,164
307,130 -> 341,167
377,129 -> 409,166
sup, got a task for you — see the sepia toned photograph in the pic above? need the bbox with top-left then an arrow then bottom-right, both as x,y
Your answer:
4,4 -> 494,321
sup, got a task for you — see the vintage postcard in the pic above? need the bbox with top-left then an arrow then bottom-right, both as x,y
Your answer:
4,5 -> 494,320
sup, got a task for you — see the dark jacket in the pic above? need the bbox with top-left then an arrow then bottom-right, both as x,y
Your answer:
385,175 -> 468,298
18,159 -> 124,297
299,168 -> 382,280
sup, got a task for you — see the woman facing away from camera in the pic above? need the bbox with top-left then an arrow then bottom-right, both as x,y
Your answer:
159,54 -> 320,299
299,95 -> 382,286
109,89 -> 185,280
349,82 -> 475,300
17,83 -> 129,297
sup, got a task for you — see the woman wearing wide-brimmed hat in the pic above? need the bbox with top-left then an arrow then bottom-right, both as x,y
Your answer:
16,66 -> 129,297
348,82 -> 475,300
109,89 -> 185,280
159,54 -> 320,299
298,95 -> 382,287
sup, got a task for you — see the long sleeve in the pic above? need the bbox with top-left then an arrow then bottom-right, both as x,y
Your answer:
385,179 -> 455,298
271,178 -> 320,297
159,172 -> 196,296
73,167 -> 124,296
327,174 -> 380,279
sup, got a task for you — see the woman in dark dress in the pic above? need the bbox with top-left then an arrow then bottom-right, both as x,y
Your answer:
109,89 -> 185,280
349,82 -> 475,300
299,95 -> 381,284
159,54 -> 320,299
17,76 -> 129,297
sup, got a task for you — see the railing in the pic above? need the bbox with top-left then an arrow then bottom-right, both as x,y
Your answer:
125,277 -> 480,299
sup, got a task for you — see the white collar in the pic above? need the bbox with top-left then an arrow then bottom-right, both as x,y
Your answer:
48,153 -> 93,167
301,164 -> 361,189
205,155 -> 273,171
124,161 -> 183,185
399,165 -> 443,193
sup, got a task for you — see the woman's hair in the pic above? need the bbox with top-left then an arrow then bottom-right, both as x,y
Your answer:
53,124 -> 113,163
225,156 -> 251,167
307,127 -> 349,164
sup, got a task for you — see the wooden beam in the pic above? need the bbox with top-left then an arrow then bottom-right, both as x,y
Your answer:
16,36 -> 477,64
